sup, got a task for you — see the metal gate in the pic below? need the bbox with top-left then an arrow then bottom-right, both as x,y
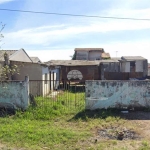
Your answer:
29,80 -> 85,113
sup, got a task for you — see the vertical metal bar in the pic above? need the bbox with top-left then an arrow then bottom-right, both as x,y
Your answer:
50,71 -> 51,91
53,72 -> 54,91
75,84 -> 76,111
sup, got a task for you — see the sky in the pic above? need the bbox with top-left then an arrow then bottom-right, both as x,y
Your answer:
0,0 -> 150,62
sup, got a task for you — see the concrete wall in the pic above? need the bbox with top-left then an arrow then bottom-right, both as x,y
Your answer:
0,77 -> 29,110
86,80 -> 150,110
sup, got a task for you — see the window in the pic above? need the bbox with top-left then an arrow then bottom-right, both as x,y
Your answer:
45,73 -> 48,84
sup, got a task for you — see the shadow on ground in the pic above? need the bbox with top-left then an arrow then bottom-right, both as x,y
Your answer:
70,108 -> 150,121
0,108 -> 15,117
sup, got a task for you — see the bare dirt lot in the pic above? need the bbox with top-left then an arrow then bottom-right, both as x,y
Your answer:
91,111 -> 150,150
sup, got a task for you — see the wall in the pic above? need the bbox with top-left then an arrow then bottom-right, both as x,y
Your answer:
136,60 -> 143,72
60,65 -> 100,81
121,62 -> 130,72
88,51 -> 102,60
86,80 -> 150,110
0,77 -> 29,110
103,62 -> 120,72
42,66 -> 50,96
49,68 -> 59,90
143,60 -> 148,77
12,62 -> 42,80
76,51 -> 88,60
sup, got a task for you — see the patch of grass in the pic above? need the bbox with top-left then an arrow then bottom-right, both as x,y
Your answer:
15,91 -> 85,120
0,91 -> 136,150
139,141 -> 150,150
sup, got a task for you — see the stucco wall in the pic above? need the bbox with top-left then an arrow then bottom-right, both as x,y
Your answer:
0,77 -> 29,110
86,80 -> 150,110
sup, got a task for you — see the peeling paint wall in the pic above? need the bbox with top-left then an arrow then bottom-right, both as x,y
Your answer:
86,80 -> 150,110
0,77 -> 29,110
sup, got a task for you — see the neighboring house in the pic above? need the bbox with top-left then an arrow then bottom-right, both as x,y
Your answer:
100,56 -> 148,80
0,49 -> 50,96
46,56 -> 148,82
46,60 -> 101,81
148,63 -> 150,76
120,56 -> 148,78
74,48 -> 110,60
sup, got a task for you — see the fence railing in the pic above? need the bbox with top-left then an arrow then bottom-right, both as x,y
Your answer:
29,80 -> 85,113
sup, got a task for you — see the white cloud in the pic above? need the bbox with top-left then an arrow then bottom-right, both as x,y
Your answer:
2,0 -> 150,62
0,0 -> 14,4
3,15 -> 150,49
26,49 -> 74,62
25,40 -> 150,62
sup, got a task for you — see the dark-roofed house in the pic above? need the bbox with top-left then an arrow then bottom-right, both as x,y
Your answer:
46,55 -> 148,82
74,48 -> 105,60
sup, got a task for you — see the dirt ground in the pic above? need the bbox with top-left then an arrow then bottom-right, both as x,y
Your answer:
94,111 -> 150,150
121,111 -> 150,140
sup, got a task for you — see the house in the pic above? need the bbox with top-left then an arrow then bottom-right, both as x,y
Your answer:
74,48 -> 110,60
120,56 -> 148,78
100,56 -> 148,80
148,63 -> 150,77
46,60 -> 101,81
47,55 -> 148,83
0,49 -> 50,96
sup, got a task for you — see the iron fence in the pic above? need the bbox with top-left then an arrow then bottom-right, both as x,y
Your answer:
29,80 -> 85,113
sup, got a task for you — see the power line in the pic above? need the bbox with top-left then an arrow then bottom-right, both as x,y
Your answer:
0,8 -> 150,21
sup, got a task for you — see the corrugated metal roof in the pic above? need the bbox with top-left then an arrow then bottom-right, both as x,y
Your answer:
0,50 -> 18,61
74,48 -> 104,52
121,56 -> 146,61
45,59 -> 119,66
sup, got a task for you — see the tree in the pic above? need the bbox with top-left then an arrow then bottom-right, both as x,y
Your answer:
0,22 -> 5,49
70,51 -> 76,60
0,23 -> 19,80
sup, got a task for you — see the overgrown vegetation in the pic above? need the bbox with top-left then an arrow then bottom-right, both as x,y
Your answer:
0,91 -> 149,149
